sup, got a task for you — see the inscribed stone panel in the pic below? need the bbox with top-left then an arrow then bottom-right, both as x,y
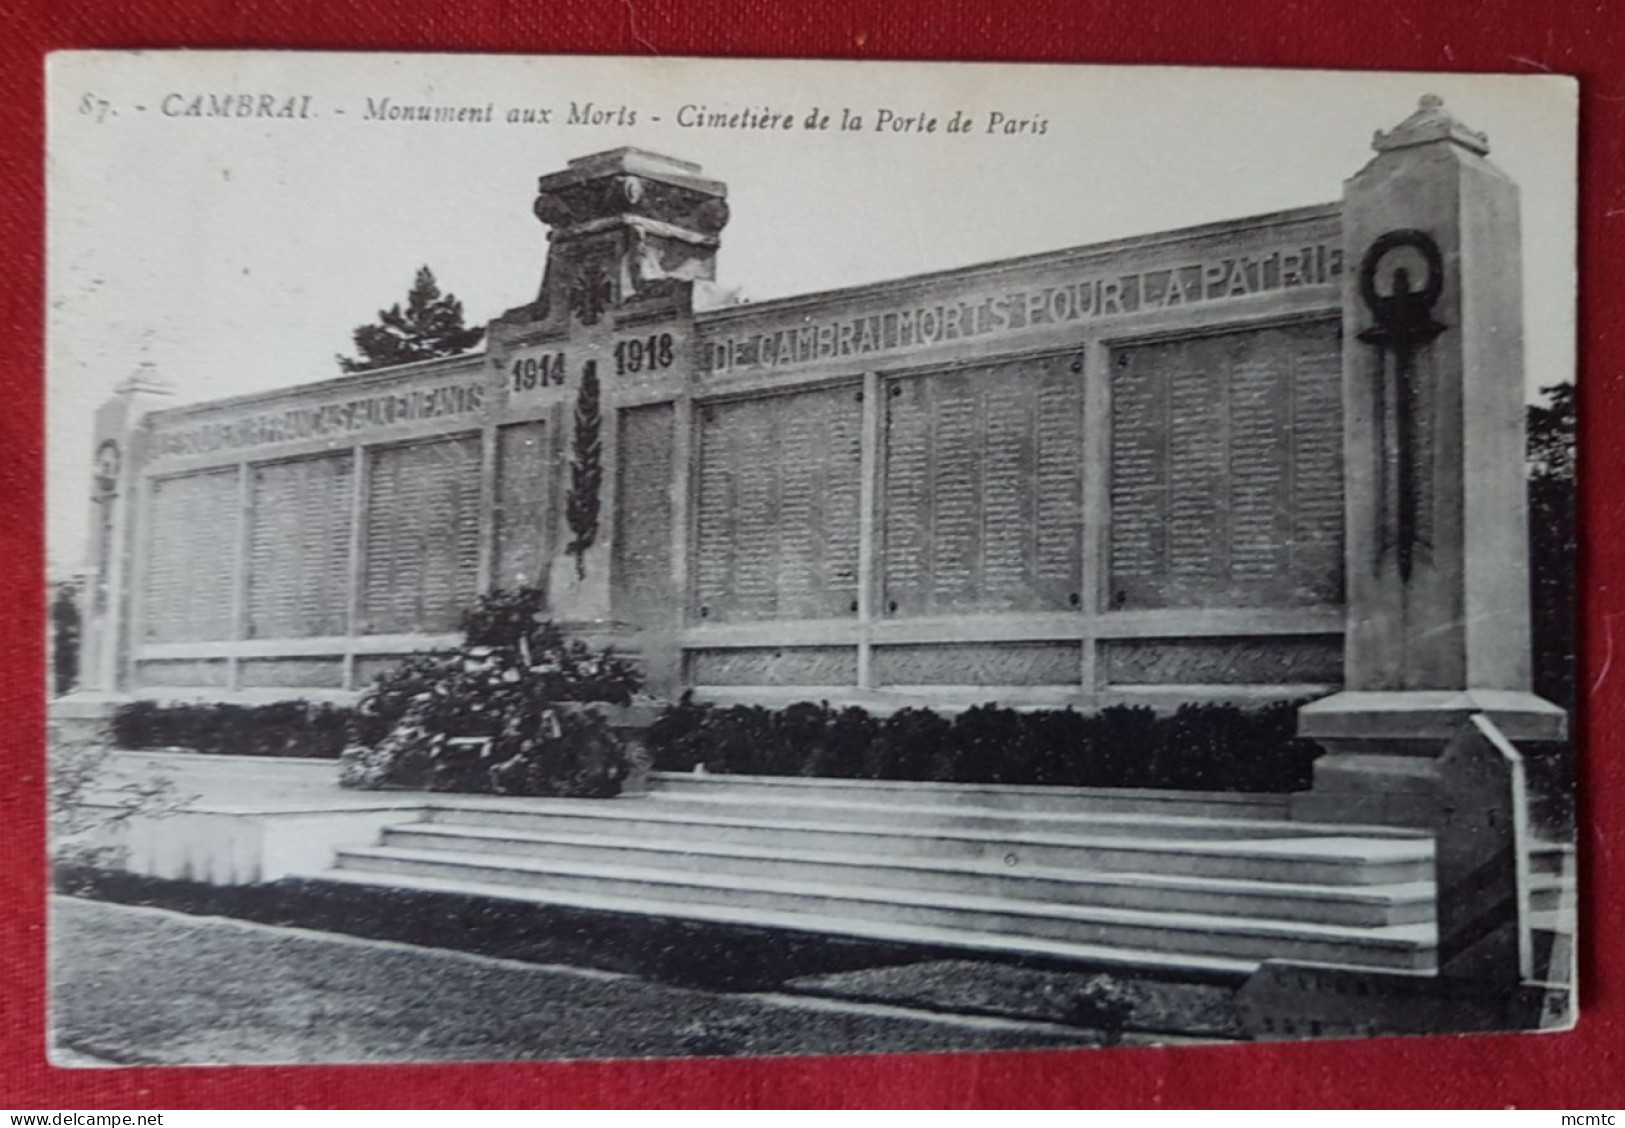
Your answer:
613,404 -> 675,624
872,642 -> 1082,686
246,453 -> 354,639
1108,322 -> 1343,610
693,386 -> 862,623
142,468 -> 239,643
361,434 -> 482,634
881,356 -> 1083,618
494,422 -> 551,591
132,659 -> 230,688
1102,636 -> 1343,685
686,647 -> 859,686
238,657 -> 346,689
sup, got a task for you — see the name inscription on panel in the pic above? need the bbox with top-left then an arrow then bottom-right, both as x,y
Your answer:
693,385 -> 863,623
707,240 -> 1342,374
882,356 -> 1083,618
1108,322 -> 1344,610
150,380 -> 486,460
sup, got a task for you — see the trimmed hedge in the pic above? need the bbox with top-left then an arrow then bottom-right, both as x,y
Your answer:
111,699 -> 351,759
648,697 -> 1320,793
113,694 -> 1321,792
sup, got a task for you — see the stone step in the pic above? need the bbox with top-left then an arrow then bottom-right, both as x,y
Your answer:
328,844 -> 1439,971
1529,872 -> 1575,914
1531,918 -> 1576,989
306,866 -> 1267,977
1528,840 -> 1575,878
108,750 -> 337,778
382,822 -> 1437,927
420,800 -> 1436,886
648,771 -> 1295,821
641,790 -> 1417,842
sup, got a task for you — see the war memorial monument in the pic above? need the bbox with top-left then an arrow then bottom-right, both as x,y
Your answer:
52,88 -> 1576,1051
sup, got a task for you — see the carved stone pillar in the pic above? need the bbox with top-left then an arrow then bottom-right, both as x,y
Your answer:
1291,97 -> 1566,984
81,364 -> 175,695
529,146 -> 729,329
487,148 -> 729,690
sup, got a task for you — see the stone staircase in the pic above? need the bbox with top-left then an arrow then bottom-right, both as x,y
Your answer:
304,773 -> 1442,978
1529,839 -> 1578,990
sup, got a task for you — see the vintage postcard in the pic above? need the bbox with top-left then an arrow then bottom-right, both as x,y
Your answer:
45,51 -> 1577,1065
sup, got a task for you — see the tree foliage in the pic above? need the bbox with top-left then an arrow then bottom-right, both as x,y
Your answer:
338,266 -> 485,374
50,723 -> 190,881
1528,382 -> 1577,714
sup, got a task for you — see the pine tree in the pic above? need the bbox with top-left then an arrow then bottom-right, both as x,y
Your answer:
338,266 -> 485,374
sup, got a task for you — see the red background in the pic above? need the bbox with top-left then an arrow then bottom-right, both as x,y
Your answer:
3,0 -> 1622,1109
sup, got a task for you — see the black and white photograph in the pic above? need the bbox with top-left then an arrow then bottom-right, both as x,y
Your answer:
45,52 -> 1578,1065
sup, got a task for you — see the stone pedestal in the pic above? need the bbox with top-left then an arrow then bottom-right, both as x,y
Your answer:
1275,98 -> 1568,1018
1294,690 -> 1565,827
488,148 -> 729,685
1295,97 -> 1566,824
1249,710 -> 1548,1035
79,364 -> 175,695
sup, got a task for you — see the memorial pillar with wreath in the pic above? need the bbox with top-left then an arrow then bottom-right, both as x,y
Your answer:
1292,97 -> 1567,985
488,148 -> 729,693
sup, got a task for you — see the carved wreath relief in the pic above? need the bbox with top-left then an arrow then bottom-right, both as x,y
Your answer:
1357,229 -> 1446,582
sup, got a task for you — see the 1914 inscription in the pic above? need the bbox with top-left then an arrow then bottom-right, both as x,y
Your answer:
1109,322 -> 1343,609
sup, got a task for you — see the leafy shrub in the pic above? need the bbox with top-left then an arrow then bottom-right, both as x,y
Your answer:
875,708 -> 953,781
341,590 -> 643,797
49,723 -> 190,881
111,699 -> 352,759
647,697 -> 1320,793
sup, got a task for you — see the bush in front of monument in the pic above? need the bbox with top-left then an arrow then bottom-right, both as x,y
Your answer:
339,590 -> 643,798
112,699 -> 353,759
646,696 -> 1319,792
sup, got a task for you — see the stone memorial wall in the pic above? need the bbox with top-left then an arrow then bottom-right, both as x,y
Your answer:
89,149 -> 1351,709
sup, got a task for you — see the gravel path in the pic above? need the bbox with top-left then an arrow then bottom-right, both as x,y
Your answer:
51,897 -> 1097,1065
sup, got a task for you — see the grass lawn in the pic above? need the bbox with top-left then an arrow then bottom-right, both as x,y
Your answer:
51,897 -> 1097,1065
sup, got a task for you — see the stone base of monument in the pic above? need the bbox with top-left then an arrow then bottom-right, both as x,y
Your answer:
1292,690 -> 1566,827
304,771 -> 1447,979
1264,700 -> 1576,1037
48,691 -> 128,747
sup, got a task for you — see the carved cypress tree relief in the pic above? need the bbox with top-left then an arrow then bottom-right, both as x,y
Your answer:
565,359 -> 603,580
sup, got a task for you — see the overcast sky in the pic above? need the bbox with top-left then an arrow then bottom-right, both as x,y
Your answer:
46,53 -> 1577,572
